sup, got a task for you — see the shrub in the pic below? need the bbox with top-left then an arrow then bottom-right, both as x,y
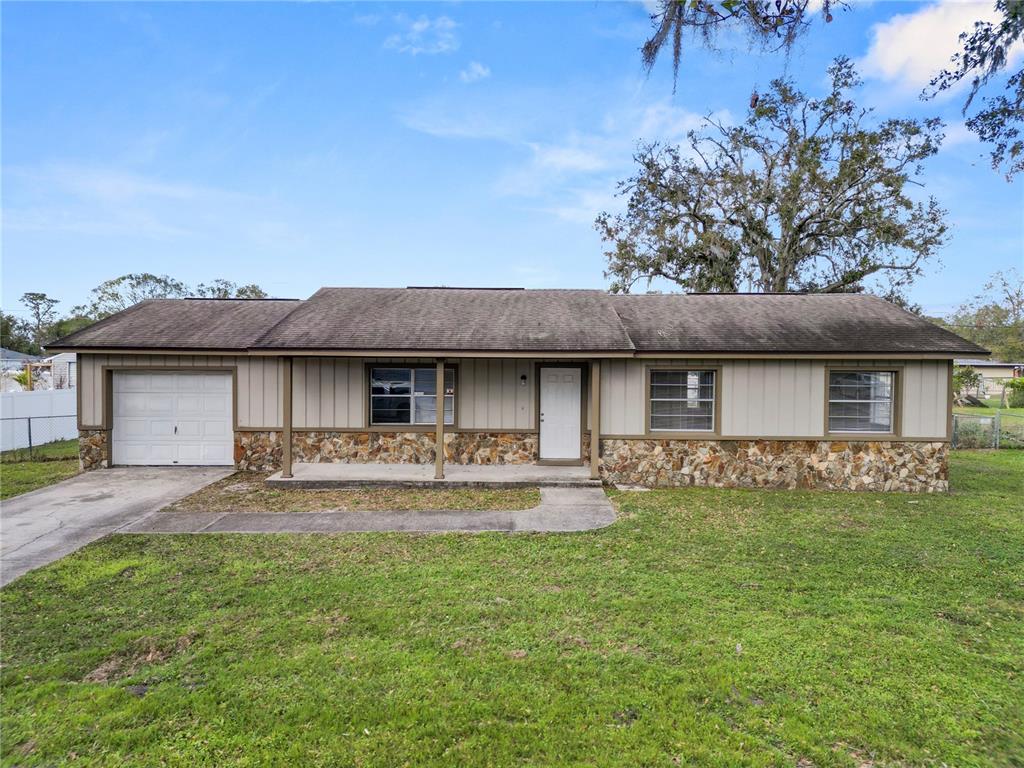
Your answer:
955,418 -> 994,449
1006,378 -> 1024,408
953,366 -> 982,403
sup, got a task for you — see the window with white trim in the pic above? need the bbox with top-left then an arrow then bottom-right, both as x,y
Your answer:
370,367 -> 455,426
649,369 -> 716,432
827,370 -> 894,433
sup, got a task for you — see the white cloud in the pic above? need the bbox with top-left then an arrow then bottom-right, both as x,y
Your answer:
541,187 -> 623,224
459,61 -> 491,83
0,164 -> 305,247
399,82 -> 713,224
942,120 -> 979,148
498,101 -> 708,193
384,15 -> 459,56
42,165 -> 216,204
861,0 -> 1024,92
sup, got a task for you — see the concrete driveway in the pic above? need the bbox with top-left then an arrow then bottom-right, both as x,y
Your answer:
1,467 -> 232,587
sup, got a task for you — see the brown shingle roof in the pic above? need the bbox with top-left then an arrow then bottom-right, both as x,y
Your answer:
47,288 -> 988,356
610,293 -> 988,354
47,298 -> 302,351
255,288 -> 636,352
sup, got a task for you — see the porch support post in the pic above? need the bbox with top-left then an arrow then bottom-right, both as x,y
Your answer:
435,358 -> 445,480
590,359 -> 601,480
282,356 -> 293,479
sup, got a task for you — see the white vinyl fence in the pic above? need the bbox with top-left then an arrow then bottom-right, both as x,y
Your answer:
0,389 -> 78,452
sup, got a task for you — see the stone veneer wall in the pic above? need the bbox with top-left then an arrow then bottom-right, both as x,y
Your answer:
79,429 -> 108,471
235,431 -> 547,469
87,429 -> 947,491
599,439 -> 949,493
235,431 -> 284,472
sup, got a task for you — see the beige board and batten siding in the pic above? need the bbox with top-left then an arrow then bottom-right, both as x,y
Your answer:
600,358 -> 950,440
79,354 -> 950,439
77,353 -> 283,429
292,357 -> 536,431
459,358 -> 535,430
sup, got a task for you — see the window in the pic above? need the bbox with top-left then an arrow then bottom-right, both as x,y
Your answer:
649,369 -> 716,432
827,370 -> 895,434
370,367 -> 454,426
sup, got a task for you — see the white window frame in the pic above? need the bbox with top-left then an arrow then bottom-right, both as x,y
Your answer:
369,366 -> 455,427
648,368 -> 717,433
827,369 -> 896,435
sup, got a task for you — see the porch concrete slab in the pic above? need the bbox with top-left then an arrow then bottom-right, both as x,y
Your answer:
121,487 -> 616,534
265,462 -> 601,489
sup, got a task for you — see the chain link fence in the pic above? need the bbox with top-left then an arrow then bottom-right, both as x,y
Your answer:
952,412 -> 1024,449
0,415 -> 79,462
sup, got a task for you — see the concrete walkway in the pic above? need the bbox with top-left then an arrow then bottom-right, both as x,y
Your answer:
124,487 -> 616,534
1,467 -> 232,586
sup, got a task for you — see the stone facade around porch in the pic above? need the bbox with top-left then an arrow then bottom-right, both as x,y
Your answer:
87,429 -> 948,492
235,431 -> 553,470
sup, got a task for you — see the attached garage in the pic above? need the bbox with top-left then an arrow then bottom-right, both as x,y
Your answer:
112,371 -> 233,466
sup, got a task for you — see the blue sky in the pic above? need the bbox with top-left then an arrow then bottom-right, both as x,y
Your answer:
2,1 -> 1021,322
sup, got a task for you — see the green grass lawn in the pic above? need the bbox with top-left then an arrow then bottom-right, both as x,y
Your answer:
0,458 -> 80,500
0,439 -> 79,499
2,452 -> 1022,767
954,397 -> 1024,417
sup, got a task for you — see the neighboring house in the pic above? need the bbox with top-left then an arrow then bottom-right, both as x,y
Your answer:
48,289 -> 988,492
954,358 -> 1023,398
0,347 -> 41,372
45,352 -> 78,389
1,348 -> 44,393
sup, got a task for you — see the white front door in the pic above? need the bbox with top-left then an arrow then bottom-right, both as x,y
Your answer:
112,371 -> 233,466
539,367 -> 581,461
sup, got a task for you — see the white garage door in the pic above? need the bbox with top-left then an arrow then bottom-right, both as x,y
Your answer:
112,371 -> 233,466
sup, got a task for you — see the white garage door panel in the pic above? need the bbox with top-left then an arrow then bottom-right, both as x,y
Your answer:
112,372 -> 233,466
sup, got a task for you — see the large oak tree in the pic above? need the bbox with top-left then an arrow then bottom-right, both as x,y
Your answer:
929,0 -> 1024,178
644,1 -> 1022,179
596,58 -> 947,300
642,0 -> 838,89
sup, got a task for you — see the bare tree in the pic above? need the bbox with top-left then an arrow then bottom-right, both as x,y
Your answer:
20,292 -> 59,351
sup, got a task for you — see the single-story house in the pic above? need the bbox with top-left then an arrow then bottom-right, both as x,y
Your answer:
0,347 -> 42,372
47,288 -> 988,492
954,358 -> 1023,398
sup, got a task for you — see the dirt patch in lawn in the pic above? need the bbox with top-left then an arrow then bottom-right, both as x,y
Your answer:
83,634 -> 196,683
161,472 -> 541,514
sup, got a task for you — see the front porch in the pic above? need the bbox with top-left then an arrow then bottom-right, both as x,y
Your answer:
265,462 -> 600,489
269,356 -> 605,482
